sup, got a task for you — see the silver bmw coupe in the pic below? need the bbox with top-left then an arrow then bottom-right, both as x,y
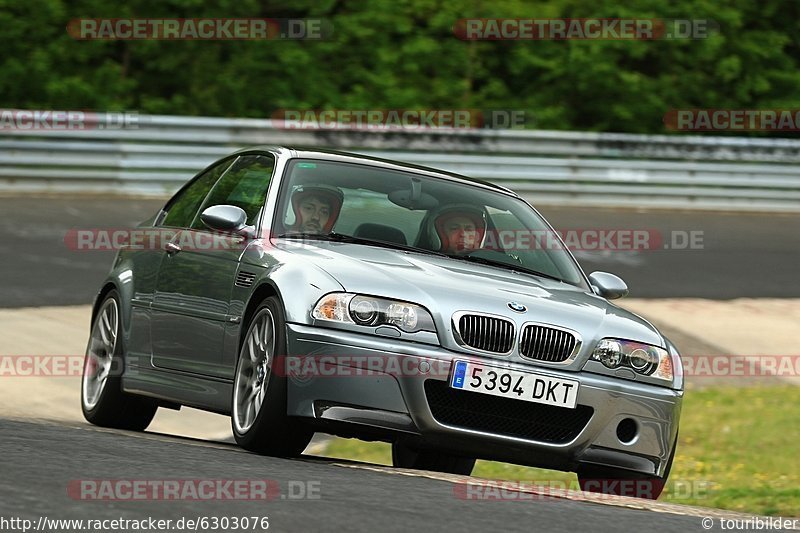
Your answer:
81,147 -> 683,498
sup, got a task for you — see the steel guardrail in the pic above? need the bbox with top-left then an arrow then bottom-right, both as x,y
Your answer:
2,113 -> 799,210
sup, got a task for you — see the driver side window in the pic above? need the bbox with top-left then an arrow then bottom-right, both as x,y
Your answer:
189,154 -> 275,230
160,158 -> 234,229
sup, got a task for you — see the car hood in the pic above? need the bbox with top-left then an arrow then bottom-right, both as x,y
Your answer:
273,240 -> 665,349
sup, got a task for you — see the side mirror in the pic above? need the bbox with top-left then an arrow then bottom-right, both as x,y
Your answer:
588,271 -> 629,300
200,205 -> 252,236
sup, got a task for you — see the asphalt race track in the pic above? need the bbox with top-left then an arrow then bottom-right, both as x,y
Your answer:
1,195 -> 799,308
0,418 -> 712,533
1,194 -> 797,532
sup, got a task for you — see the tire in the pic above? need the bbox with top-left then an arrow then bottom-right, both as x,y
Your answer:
231,297 -> 313,456
392,441 -> 476,476
577,432 -> 678,500
81,290 -> 158,431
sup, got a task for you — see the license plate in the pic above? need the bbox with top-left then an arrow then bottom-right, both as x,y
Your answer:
450,360 -> 579,409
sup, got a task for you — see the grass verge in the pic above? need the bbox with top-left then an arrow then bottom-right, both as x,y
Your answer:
320,385 -> 799,517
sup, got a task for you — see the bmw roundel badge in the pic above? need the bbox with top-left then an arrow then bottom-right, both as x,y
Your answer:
507,301 -> 527,313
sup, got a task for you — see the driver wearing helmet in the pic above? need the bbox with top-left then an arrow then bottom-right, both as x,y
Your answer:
427,204 -> 487,255
286,184 -> 344,234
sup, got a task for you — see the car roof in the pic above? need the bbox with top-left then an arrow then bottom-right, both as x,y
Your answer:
233,145 -> 520,198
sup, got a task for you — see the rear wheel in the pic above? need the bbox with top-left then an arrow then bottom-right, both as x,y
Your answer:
81,291 -> 158,430
232,297 -> 313,456
392,442 -> 475,476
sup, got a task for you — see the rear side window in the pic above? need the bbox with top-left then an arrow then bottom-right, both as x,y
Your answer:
161,158 -> 234,228
332,188 -> 426,245
190,154 -> 275,230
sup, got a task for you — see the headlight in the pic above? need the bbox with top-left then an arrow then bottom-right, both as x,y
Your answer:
591,338 -> 674,384
311,293 -> 353,323
312,293 -> 436,333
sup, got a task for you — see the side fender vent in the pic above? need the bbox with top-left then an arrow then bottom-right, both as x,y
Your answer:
235,271 -> 256,288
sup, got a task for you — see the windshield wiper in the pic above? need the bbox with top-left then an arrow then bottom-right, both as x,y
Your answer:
275,231 -> 341,241
448,254 -> 565,283
274,232 -> 448,257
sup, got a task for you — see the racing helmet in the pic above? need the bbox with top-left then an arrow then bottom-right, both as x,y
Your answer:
289,184 -> 344,233
426,203 -> 487,252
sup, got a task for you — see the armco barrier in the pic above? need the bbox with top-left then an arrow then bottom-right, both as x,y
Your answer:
1,113 -> 799,211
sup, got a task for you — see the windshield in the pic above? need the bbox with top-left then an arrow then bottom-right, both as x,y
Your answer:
273,158 -> 588,288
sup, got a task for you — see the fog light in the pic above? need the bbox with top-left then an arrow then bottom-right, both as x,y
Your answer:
616,418 -> 638,443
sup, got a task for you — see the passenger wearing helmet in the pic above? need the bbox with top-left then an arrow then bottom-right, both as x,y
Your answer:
425,204 -> 487,255
287,184 -> 344,234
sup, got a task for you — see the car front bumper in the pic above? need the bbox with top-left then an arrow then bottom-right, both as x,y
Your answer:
285,323 -> 682,477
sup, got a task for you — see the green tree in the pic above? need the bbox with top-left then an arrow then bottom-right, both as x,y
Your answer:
1,0 -> 799,134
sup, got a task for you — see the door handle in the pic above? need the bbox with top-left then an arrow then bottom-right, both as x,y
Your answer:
165,242 -> 182,255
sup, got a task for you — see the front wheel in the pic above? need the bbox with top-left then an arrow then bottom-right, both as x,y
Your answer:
392,442 -> 475,476
81,291 -> 158,430
232,297 -> 313,456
